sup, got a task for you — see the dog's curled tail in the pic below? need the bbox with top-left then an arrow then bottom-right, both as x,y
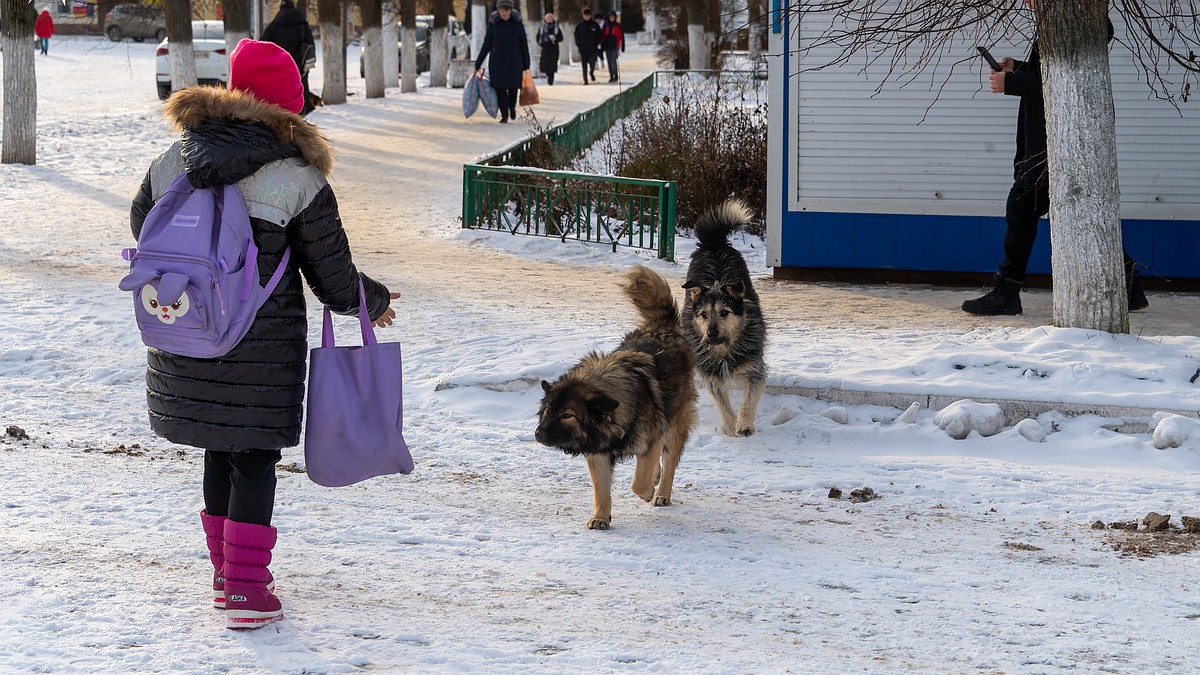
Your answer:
694,199 -> 753,249
624,265 -> 678,327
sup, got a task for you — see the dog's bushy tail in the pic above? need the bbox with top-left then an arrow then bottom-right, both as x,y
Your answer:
624,265 -> 678,327
694,199 -> 753,249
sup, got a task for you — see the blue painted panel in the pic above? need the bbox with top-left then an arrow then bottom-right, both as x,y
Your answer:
897,215 -> 938,269
852,214 -> 896,267
779,210 -> 1200,278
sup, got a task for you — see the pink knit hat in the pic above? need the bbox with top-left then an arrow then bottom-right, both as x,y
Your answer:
228,39 -> 304,115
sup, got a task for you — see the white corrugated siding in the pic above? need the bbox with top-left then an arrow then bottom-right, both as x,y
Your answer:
789,10 -> 1199,220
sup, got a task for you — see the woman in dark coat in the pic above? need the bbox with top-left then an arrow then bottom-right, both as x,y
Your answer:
128,40 -> 398,629
473,0 -> 531,123
536,13 -> 563,85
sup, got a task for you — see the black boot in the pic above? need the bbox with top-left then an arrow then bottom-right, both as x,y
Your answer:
962,275 -> 1023,316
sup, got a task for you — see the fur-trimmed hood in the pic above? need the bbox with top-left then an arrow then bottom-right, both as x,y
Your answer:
163,86 -> 332,177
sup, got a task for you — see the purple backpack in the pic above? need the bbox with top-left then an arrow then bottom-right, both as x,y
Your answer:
119,173 -> 290,359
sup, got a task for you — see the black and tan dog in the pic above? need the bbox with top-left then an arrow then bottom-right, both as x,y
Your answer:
681,200 -> 767,437
536,266 -> 698,530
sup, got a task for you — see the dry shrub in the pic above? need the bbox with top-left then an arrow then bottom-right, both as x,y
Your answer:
604,73 -> 767,236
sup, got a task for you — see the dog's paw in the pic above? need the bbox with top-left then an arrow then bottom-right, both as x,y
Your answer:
633,487 -> 654,502
587,517 -> 611,530
737,426 -> 756,437
652,495 -> 671,507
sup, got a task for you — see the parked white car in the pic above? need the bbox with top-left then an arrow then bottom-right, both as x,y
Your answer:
156,21 -> 228,100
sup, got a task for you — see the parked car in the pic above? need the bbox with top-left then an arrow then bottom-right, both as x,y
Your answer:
358,17 -> 466,78
155,21 -> 227,100
105,4 -> 166,43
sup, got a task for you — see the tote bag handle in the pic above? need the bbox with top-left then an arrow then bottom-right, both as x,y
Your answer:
321,277 -> 377,348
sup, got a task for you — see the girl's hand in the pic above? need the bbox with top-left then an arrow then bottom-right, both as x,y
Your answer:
372,292 -> 402,328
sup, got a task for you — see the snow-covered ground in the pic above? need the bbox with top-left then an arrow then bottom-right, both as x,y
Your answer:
2,37 -> 1199,673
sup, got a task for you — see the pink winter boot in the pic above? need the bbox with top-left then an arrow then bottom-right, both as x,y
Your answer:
200,510 -> 227,609
222,519 -> 284,629
203,511 -> 274,609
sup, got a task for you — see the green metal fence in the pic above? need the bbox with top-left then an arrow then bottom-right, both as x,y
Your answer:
462,70 -> 763,261
462,164 -> 677,261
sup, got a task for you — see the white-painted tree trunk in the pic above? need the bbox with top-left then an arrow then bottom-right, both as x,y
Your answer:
383,4 -> 399,88
0,29 -> 37,165
401,25 -> 418,92
364,24 -> 385,98
224,30 -> 250,56
430,28 -> 449,87
320,27 -> 347,104
688,24 -> 708,70
471,0 -> 486,63
1039,0 -> 1127,333
170,42 -> 199,91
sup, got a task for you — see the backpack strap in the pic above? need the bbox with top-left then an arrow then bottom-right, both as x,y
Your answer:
241,242 -> 292,302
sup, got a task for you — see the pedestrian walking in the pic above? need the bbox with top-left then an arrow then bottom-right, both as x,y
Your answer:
261,0 -> 317,114
474,0 -> 531,123
962,0 -> 1145,316
573,7 -> 601,84
537,13 -> 563,85
599,10 -> 624,82
35,10 -> 54,55
126,39 -> 400,630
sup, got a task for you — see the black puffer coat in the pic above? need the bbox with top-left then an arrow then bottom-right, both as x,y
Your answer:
129,87 -> 391,452
261,4 -> 315,69
474,11 -> 530,89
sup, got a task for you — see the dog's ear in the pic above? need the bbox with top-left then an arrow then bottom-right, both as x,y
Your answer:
541,380 -> 554,394
724,279 -> 746,300
588,394 -> 620,415
682,280 -> 707,303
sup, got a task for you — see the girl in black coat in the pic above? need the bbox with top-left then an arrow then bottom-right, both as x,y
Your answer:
474,0 -> 531,123
128,40 -> 399,629
536,13 -> 563,85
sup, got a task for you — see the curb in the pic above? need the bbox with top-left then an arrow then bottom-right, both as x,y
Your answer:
765,385 -> 1200,434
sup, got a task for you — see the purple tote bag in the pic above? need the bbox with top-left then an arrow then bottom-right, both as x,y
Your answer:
304,280 -> 413,486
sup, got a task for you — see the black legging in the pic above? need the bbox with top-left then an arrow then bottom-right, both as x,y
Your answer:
203,449 -> 281,526
495,87 -> 519,120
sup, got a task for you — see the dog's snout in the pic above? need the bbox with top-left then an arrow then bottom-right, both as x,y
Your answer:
534,428 -> 546,444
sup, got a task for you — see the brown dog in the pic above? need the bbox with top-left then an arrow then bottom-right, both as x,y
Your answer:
535,266 -> 698,530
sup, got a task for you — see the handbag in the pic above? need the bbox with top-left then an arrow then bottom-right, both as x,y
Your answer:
519,70 -> 540,106
304,278 -> 413,487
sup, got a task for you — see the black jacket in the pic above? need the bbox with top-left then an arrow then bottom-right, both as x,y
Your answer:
474,11 -> 530,89
129,87 -> 390,452
573,18 -> 601,55
261,5 -> 315,70
536,21 -> 563,74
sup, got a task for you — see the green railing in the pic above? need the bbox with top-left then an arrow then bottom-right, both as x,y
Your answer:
462,164 -> 677,261
462,70 -> 762,261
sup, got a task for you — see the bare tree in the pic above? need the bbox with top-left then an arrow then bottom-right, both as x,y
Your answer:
430,0 -> 454,86
1,0 -> 36,165
400,0 -> 417,92
776,0 -> 1200,333
362,0 -> 386,96
319,0 -> 347,103
164,0 -> 199,93
384,0 -> 399,87
224,0 -> 251,53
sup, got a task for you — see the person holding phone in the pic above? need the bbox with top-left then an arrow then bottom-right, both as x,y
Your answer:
962,1 -> 1146,316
